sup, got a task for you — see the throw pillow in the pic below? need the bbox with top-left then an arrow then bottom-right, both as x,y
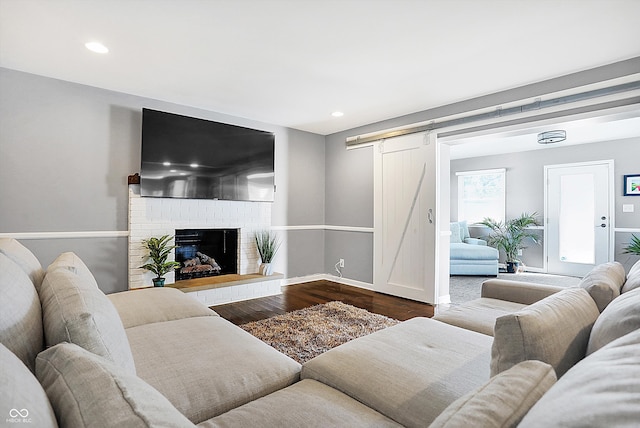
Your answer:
578,261 -> 626,312
36,343 -> 195,428
430,360 -> 556,428
48,252 -> 99,289
0,254 -> 44,373
491,288 -> 599,378
458,220 -> 471,240
0,238 -> 45,290
621,259 -> 640,293
519,328 -> 640,427
587,286 -> 640,355
1,343 -> 57,428
450,222 -> 462,243
39,266 -> 137,374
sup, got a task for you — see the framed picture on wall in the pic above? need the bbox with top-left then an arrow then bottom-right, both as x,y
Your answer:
623,174 -> 640,196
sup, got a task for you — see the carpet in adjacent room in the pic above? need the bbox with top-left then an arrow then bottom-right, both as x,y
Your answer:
449,272 -> 582,304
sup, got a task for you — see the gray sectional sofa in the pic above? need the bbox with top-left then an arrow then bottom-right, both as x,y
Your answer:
2,237 -> 640,427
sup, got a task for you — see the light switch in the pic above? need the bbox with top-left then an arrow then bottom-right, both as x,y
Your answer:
623,204 -> 634,213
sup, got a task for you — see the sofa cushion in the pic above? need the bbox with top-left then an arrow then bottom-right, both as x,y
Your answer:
621,259 -> 640,293
450,222 -> 462,243
126,316 -> 301,424
201,379 -> 402,428
48,252 -> 99,288
434,298 -> 527,336
108,287 -> 218,329
1,343 -> 57,428
39,267 -> 136,374
301,317 -> 492,427
450,242 -> 498,260
0,238 -> 45,290
36,343 -> 195,428
587,286 -> 640,355
0,253 -> 44,373
578,261 -> 626,312
491,287 -> 599,377
430,360 -> 556,428
519,328 -> 640,427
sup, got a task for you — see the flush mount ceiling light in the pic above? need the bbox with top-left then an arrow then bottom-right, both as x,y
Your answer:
85,41 -> 109,54
537,130 -> 566,144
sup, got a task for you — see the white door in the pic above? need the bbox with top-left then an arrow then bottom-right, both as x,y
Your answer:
373,132 -> 437,303
545,161 -> 613,276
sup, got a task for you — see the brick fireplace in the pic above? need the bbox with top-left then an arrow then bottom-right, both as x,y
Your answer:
128,185 -> 271,289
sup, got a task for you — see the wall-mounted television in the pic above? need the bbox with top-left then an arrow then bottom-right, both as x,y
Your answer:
140,108 -> 275,202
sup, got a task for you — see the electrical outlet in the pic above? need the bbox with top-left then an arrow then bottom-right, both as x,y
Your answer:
339,259 -> 345,268
517,249 -> 523,256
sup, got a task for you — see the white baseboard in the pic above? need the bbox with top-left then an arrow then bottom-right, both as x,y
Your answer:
284,273 -> 374,291
438,294 -> 451,305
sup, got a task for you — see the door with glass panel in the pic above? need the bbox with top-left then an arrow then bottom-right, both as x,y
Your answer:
545,161 -> 613,276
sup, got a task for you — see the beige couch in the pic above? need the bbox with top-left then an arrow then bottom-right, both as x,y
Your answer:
2,237 -> 640,427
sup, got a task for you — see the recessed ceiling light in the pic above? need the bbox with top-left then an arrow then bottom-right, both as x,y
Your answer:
190,163 -> 199,168
163,162 -> 171,166
332,111 -> 344,117
85,41 -> 109,54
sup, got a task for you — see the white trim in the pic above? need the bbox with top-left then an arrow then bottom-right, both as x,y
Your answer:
283,273 -> 375,291
615,228 -> 640,233
438,294 -> 451,305
271,225 -> 374,233
0,231 -> 129,240
455,168 -> 506,176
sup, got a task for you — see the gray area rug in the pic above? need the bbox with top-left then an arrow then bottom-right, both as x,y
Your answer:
240,301 -> 400,363
449,272 -> 582,304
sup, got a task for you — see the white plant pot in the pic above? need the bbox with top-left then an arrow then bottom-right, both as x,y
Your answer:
259,263 -> 273,276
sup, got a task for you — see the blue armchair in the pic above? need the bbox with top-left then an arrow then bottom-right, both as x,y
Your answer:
450,221 -> 499,276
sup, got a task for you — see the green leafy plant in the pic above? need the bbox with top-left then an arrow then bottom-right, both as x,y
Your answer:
139,235 -> 181,279
255,230 -> 281,264
624,234 -> 640,255
479,212 -> 541,264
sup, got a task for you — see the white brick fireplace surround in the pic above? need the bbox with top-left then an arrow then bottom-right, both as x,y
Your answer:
128,185 -> 273,296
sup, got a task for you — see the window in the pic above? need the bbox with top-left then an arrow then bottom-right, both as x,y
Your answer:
457,168 -> 505,224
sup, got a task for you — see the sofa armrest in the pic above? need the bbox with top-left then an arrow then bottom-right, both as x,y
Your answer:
464,238 -> 487,246
481,279 -> 565,305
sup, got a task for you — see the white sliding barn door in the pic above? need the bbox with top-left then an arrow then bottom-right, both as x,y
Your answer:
374,132 -> 437,303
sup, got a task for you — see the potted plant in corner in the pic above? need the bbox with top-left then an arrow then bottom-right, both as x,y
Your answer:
255,230 -> 281,276
624,234 -> 640,256
140,235 -> 181,287
479,212 -> 541,273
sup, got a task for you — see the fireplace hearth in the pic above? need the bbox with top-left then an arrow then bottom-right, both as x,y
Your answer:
174,229 -> 239,281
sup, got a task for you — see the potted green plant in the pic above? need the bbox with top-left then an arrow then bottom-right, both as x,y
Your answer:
255,230 -> 281,276
139,235 -> 181,286
624,234 -> 640,255
479,212 -> 541,273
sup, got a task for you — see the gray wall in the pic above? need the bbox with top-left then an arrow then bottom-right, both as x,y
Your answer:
0,68 -> 326,293
450,138 -> 640,270
3,57 -> 639,292
324,57 -> 640,283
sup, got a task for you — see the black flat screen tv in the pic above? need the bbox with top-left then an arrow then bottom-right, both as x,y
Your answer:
140,108 -> 275,202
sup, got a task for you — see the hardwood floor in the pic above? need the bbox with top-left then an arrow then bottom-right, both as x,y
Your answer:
211,280 -> 435,325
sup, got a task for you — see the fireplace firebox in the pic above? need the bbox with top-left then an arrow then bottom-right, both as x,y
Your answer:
174,229 -> 238,281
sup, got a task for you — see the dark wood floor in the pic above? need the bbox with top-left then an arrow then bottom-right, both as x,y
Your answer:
211,280 -> 435,325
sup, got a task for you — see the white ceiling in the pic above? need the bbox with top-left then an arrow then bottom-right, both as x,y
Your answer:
1,0 -> 640,136
448,112 -> 640,160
